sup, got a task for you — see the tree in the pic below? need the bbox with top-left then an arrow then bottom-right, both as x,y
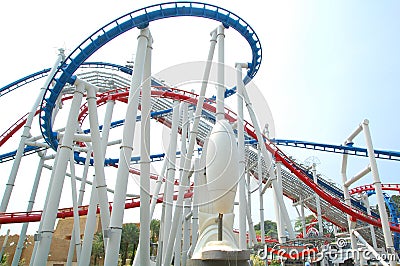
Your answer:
91,232 -> 104,265
254,220 -> 278,238
150,219 -> 160,257
120,223 -> 140,264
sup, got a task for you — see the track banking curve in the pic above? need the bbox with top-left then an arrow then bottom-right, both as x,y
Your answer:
39,1 -> 262,150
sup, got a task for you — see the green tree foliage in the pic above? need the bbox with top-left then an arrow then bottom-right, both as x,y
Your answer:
120,223 -> 140,264
254,220 -> 278,238
91,232 -> 104,265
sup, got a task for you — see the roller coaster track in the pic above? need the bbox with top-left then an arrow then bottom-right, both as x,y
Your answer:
1,2 -> 398,254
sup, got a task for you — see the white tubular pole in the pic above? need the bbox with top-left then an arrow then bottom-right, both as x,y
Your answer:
30,146 -> 60,266
242,88 -> 295,240
361,193 -> 377,249
236,63 -> 247,249
258,147 -> 265,244
0,50 -> 64,213
33,82 -> 85,265
344,165 -> 371,188
247,168 -> 254,245
84,80 -> 111,244
77,151 -> 92,205
188,158 -> 201,258
78,178 -> 99,266
160,100 -> 180,263
66,152 -> 82,265
104,27 -> 150,265
300,201 -> 306,238
100,100 -> 116,154
311,164 -> 323,237
216,25 -> 225,121
174,215 -> 183,266
353,230 -> 390,266
163,30 -> 218,266
138,34 -> 153,266
180,102 -> 190,265
275,162 -> 295,239
274,162 -> 285,244
150,157 -> 167,218
12,153 -> 46,266
362,120 -> 396,264
341,151 -> 358,255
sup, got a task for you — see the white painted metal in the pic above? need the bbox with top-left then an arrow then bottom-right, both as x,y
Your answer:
0,49 -> 64,213
103,27 -> 150,265
161,100 -> 180,263
84,81 -> 111,242
66,152 -> 82,265
344,165 -> 371,188
361,120 -> 396,265
361,193 -> 377,249
163,29 -> 218,265
353,230 -> 389,266
138,35 -> 153,266
216,25 -> 225,121
33,81 -> 85,265
241,88 -> 295,239
0,229 -> 10,260
236,62 -> 247,249
258,147 -> 265,244
312,164 -> 324,237
11,152 -> 46,266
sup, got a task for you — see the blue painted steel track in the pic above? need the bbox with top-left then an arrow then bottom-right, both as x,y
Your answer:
272,139 -> 400,162
39,1 -> 262,150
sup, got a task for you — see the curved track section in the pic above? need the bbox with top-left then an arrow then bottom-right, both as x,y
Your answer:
39,1 -> 262,150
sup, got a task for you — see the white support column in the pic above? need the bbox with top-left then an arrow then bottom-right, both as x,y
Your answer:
84,80 -> 111,244
161,100 -> 180,263
138,33 -> 153,266
311,164 -> 324,237
341,151 -> 358,257
77,151 -> 92,205
236,62 -> 248,249
361,120 -> 396,264
247,168 -> 254,245
258,147 -> 265,244
33,81 -> 85,265
103,27 -> 150,265
187,158 -> 201,259
361,193 -> 377,249
300,201 -> 306,238
0,49 -> 64,213
12,152 -> 46,266
30,146 -> 60,266
242,88 -> 295,240
163,29 -> 218,266
274,162 -> 285,244
66,152 -> 82,265
216,24 -> 225,121
78,177 -> 99,266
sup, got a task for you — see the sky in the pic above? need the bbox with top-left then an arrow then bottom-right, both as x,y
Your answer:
0,0 -> 400,237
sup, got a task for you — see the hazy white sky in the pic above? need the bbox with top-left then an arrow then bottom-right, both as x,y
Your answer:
0,0 -> 400,235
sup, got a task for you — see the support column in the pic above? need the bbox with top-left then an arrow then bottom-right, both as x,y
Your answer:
163,29 -> 218,266
103,27 -> 150,265
312,164 -> 324,237
236,63 -> 247,249
33,81 -> 85,265
216,25 -> 225,121
12,152 -> 46,266
0,49 -> 64,213
362,120 -> 396,264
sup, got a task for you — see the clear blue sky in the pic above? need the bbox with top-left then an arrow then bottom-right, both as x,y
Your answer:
0,0 -> 400,234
